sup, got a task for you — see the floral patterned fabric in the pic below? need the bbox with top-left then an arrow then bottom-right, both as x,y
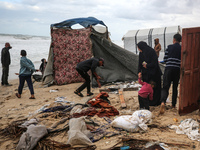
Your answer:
51,28 -> 93,85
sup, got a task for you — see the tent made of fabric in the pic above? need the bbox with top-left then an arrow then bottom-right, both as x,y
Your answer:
43,17 -> 140,86
122,26 -> 182,61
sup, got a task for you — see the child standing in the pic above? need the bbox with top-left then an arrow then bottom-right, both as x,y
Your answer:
138,72 -> 155,110
39,58 -> 47,76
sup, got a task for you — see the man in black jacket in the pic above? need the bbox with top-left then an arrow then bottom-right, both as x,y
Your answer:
74,57 -> 104,97
160,33 -> 182,114
1,42 -> 12,86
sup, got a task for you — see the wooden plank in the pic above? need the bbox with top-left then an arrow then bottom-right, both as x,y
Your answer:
118,89 -> 126,108
100,87 -> 138,92
123,87 -> 138,91
99,88 -> 119,92
99,89 -> 111,92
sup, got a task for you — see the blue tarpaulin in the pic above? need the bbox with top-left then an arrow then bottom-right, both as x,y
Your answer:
51,17 -> 106,28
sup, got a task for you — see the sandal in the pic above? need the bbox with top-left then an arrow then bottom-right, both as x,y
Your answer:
74,90 -> 83,97
29,97 -> 35,99
87,92 -> 94,96
15,93 -> 21,98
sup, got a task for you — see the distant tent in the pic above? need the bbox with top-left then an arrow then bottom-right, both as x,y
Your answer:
122,26 -> 182,61
43,17 -> 139,86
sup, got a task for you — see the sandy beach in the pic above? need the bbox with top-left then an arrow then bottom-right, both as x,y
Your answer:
0,78 -> 199,150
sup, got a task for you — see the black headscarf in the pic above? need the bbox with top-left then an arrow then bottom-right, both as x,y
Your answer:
137,41 -> 161,81
137,41 -> 157,64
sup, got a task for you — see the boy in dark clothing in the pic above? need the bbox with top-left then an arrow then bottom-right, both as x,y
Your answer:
39,58 -> 47,76
160,33 -> 182,114
138,72 -> 155,110
1,42 -> 12,86
74,57 -> 104,97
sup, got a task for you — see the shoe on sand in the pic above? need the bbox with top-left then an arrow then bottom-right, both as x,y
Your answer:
4,83 -> 12,86
87,92 -> 94,96
159,103 -> 165,114
29,97 -> 35,99
15,93 -> 21,98
74,90 -> 83,97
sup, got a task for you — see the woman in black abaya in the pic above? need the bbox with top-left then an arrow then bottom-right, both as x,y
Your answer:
137,41 -> 162,106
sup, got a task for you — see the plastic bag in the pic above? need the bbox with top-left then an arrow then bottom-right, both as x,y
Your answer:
111,110 -> 152,132
67,117 -> 93,146
169,118 -> 200,141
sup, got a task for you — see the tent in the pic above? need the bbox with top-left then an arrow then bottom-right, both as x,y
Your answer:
122,26 -> 182,61
43,17 -> 139,86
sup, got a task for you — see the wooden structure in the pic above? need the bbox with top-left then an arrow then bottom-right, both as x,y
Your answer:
179,27 -> 200,115
118,89 -> 127,108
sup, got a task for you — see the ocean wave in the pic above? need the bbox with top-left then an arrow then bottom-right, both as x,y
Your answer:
0,33 -> 50,41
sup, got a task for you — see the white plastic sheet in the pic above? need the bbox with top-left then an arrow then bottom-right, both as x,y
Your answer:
169,118 -> 200,141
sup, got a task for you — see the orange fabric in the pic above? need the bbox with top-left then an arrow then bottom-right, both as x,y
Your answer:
87,92 -> 119,117
71,107 -> 98,118
95,92 -> 109,99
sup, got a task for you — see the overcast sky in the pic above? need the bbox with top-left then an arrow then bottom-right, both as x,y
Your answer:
0,0 -> 200,40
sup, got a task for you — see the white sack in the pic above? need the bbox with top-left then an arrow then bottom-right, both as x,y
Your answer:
16,124 -> 48,150
67,117 -> 93,146
19,118 -> 38,128
111,110 -> 152,132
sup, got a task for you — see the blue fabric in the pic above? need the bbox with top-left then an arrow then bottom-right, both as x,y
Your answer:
18,75 -> 34,94
19,56 -> 36,75
51,17 -> 106,28
41,105 -> 71,113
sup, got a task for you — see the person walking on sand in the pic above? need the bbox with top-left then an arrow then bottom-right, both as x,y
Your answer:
1,42 -> 12,86
154,38 -> 161,58
74,57 -> 104,97
15,50 -> 39,99
138,72 -> 156,110
160,33 -> 182,114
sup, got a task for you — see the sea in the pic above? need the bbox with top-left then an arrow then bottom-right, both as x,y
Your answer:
0,34 -> 124,80
0,34 -> 51,80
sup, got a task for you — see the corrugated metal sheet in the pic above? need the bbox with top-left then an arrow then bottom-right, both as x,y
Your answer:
123,26 -> 181,38
122,26 -> 181,60
179,27 -> 200,115
123,30 -> 138,37
152,27 -> 165,35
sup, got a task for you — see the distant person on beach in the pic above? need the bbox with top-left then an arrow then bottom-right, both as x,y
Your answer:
74,57 -> 104,97
160,33 -> 182,114
138,72 -> 155,110
1,42 -> 12,86
15,50 -> 39,99
39,58 -> 47,76
137,41 -> 162,106
154,38 -> 161,57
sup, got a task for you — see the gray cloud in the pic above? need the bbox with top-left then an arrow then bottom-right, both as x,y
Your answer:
0,0 -> 199,40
